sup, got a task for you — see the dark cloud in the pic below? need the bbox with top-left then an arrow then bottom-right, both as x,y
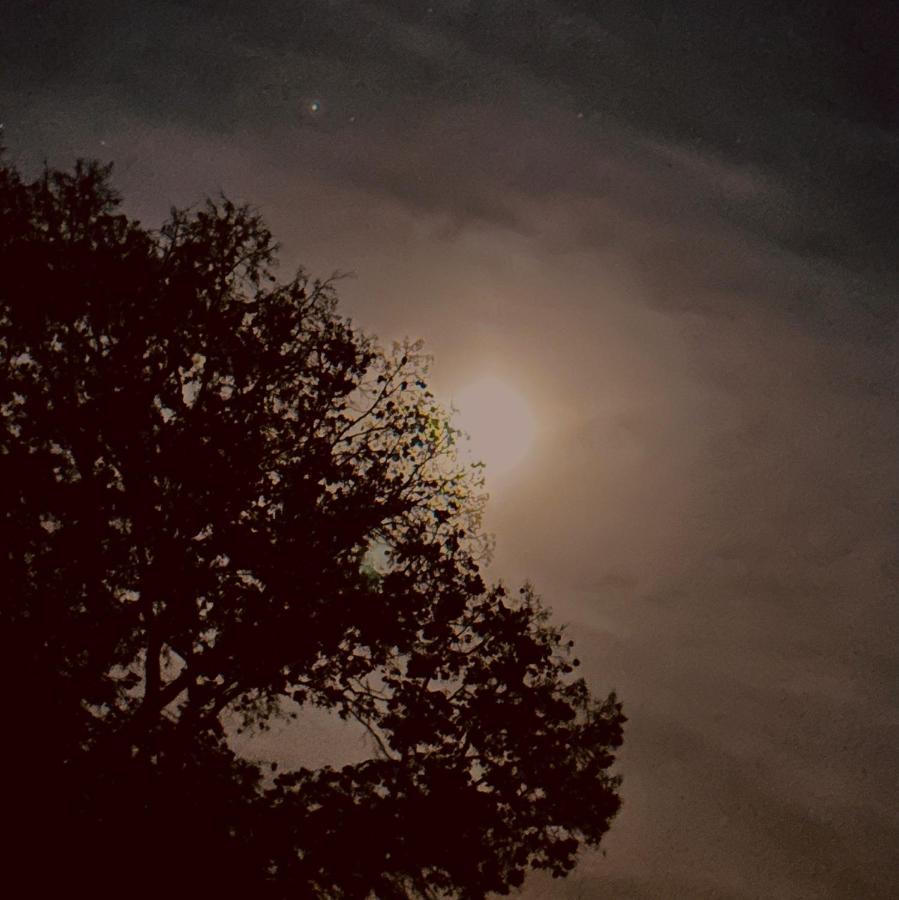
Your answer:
4,1 -> 896,278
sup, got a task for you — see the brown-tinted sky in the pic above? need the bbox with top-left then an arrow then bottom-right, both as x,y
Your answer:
3,1 -> 897,896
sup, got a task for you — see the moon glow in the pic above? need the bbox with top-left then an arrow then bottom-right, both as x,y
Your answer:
453,377 -> 536,478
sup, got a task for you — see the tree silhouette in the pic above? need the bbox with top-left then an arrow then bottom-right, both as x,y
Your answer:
0,157 -> 624,898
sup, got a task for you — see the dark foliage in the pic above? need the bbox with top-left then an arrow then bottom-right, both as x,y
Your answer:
0,156 -> 624,898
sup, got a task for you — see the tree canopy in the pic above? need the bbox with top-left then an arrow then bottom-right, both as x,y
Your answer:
0,156 -> 624,898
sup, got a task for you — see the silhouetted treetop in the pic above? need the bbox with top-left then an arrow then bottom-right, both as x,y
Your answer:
0,156 -> 624,899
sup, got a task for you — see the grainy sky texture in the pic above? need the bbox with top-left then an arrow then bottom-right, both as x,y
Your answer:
2,2 -> 897,896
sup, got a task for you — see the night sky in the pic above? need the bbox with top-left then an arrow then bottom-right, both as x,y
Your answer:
3,1 -> 897,896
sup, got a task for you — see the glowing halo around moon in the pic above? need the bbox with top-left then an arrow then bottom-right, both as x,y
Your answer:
452,376 -> 536,479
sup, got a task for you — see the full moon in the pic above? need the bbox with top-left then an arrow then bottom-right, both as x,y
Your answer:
453,376 -> 536,478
